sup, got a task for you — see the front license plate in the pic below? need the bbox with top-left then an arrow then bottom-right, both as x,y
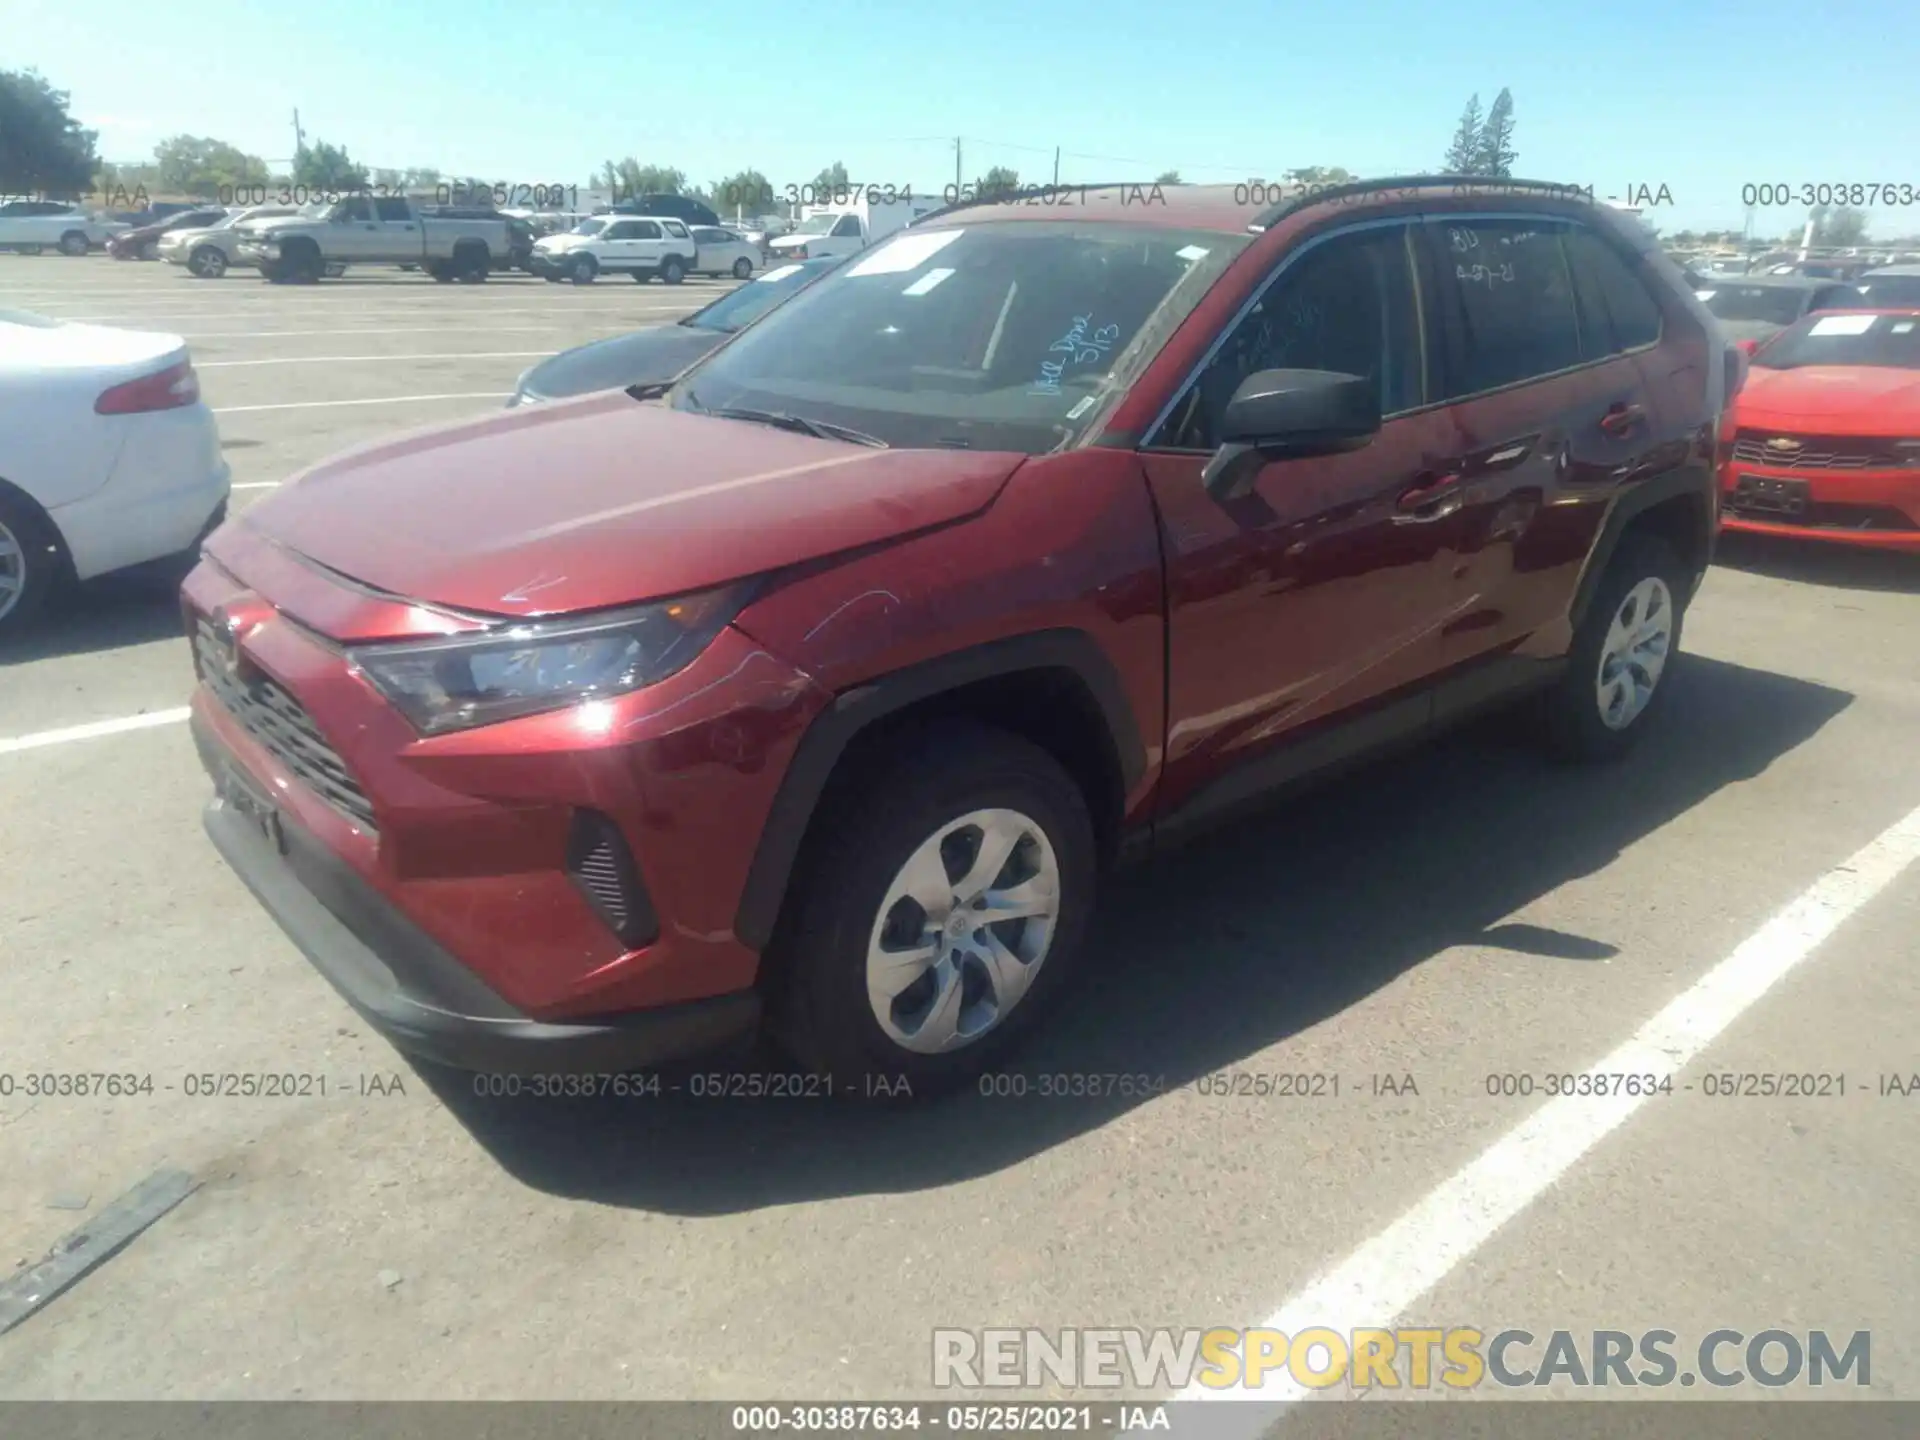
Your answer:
1729,473 -> 1811,519
220,764 -> 284,853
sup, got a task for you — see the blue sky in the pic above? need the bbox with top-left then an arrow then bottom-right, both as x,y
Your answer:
14,0 -> 1920,238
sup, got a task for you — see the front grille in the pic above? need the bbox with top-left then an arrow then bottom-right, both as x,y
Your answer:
1731,430 -> 1905,471
194,619 -> 379,833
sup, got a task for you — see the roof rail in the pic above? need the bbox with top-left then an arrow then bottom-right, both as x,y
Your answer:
908,181 -> 1158,229
1247,174 -> 1598,232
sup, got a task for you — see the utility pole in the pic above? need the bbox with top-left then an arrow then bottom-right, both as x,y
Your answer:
292,109 -> 306,163
1052,146 -> 1060,187
954,137 -> 962,199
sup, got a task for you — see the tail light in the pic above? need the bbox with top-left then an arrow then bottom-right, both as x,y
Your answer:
95,360 -> 199,415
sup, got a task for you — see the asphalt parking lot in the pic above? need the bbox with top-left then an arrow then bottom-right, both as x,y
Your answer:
1,254 -> 1917,1407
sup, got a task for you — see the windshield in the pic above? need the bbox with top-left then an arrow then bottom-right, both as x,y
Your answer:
571,218 -> 608,236
675,221 -> 1250,453
794,213 -> 841,235
1753,312 -> 1920,371
687,262 -> 831,334
1856,274 -> 1920,307
1699,286 -> 1814,326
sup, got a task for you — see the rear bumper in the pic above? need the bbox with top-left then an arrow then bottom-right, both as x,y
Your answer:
195,716 -> 762,1075
51,407 -> 230,580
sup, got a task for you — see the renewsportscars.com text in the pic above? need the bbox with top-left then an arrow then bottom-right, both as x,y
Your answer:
932,1327 -> 1871,1391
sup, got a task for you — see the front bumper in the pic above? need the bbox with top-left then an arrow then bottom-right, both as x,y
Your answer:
194,715 -> 762,1075
527,250 -> 578,275
1719,461 -> 1920,552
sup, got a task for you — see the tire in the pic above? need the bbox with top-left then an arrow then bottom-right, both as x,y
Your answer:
112,245 -> 136,261
660,255 -> 686,285
772,721 -> 1097,1099
569,254 -> 597,284
60,231 -> 92,256
187,245 -> 228,278
630,270 -> 651,283
14,244 -> 45,256
1539,533 -> 1689,763
279,242 -> 322,283
0,491 -> 65,642
454,244 -> 490,282
543,272 -> 563,283
426,260 -> 454,282
731,256 -> 753,279
139,240 -> 159,261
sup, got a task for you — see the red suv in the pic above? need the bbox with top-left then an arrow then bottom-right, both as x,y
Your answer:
185,179 -> 1735,1095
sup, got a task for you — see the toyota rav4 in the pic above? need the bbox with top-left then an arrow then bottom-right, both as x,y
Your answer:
184,179 -> 1736,1096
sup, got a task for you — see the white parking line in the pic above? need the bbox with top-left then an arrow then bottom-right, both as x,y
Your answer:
0,708 -> 191,757
199,352 -> 552,367
231,482 -> 281,490
48,306 -> 702,324
1180,798 -> 1920,1422
212,393 -> 512,413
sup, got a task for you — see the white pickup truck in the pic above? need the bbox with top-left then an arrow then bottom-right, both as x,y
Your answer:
0,201 -> 127,256
765,196 -> 943,263
233,194 -> 512,283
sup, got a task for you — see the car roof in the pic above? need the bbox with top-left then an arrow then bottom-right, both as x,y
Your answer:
1863,264 -> 1920,277
914,175 -> 1652,238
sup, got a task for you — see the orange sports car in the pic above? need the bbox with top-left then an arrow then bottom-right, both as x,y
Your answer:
1720,308 -> 1920,551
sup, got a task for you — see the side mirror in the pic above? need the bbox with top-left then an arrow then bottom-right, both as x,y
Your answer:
1202,369 -> 1382,501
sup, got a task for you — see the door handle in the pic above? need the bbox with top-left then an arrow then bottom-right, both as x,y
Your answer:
1394,471 -> 1464,524
1599,402 -> 1645,437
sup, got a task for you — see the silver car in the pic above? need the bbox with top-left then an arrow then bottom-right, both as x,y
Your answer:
158,205 -> 301,278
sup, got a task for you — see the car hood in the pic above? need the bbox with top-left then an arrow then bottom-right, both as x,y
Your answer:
536,234 -> 591,251
230,395 -> 1025,623
517,325 -> 722,402
1737,365 -> 1920,429
114,224 -> 168,244
241,217 -> 313,237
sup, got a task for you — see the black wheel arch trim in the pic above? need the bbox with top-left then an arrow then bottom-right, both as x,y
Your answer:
1569,466 -> 1715,632
732,628 -> 1147,953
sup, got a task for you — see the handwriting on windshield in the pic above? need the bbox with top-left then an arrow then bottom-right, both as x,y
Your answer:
1030,314 -> 1123,397
1456,261 -> 1515,288
1449,228 -> 1479,253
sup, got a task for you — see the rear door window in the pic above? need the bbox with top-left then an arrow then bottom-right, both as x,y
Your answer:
1429,218 -> 1584,396
1563,226 -> 1663,358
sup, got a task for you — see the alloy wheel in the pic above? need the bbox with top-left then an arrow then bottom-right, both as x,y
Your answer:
0,519 -> 28,621
864,808 -> 1062,1054
1595,576 -> 1673,730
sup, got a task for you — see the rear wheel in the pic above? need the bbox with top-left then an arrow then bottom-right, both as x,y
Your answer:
1539,533 -> 1689,762
0,493 -> 64,642
731,256 -> 753,279
772,722 -> 1096,1098
455,243 -> 490,282
660,255 -> 686,285
569,253 -> 597,284
426,260 -> 454,282
61,231 -> 93,256
187,245 -> 228,278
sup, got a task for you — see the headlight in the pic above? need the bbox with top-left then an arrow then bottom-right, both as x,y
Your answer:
346,585 -> 749,735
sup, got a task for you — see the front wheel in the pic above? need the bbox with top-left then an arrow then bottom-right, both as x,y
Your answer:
570,254 -> 597,284
187,245 -> 228,278
731,256 -> 753,279
1539,533 -> 1690,762
773,722 -> 1096,1099
139,239 -> 159,261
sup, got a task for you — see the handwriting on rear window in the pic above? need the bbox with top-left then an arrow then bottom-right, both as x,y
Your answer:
1030,314 -> 1123,397
1457,262 -> 1515,288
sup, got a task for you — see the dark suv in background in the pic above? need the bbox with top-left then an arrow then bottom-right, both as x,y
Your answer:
186,178 -> 1734,1098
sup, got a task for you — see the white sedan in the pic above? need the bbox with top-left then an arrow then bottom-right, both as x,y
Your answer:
0,312 -> 231,638
690,225 -> 760,279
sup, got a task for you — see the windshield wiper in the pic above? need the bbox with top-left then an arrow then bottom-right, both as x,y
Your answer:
706,407 -> 889,448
